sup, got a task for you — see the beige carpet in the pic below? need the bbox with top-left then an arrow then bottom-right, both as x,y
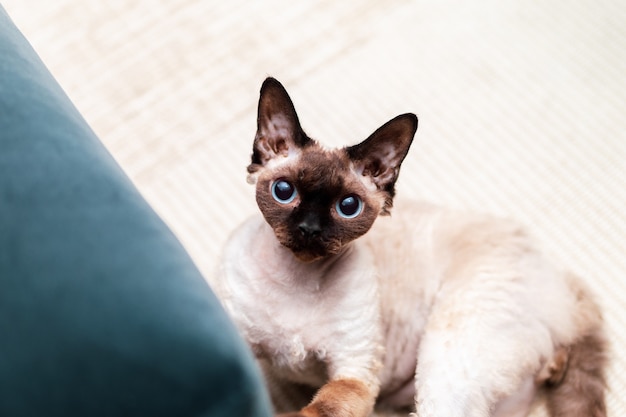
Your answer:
4,1 -> 625,415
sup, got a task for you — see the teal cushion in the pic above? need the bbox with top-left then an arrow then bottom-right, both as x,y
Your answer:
0,6 -> 271,417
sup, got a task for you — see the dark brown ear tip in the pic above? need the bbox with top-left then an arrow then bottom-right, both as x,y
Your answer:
261,77 -> 285,93
398,113 -> 418,133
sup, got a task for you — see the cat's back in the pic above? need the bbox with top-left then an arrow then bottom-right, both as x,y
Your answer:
363,198 -> 590,362
361,198 -> 559,312
363,199 -> 532,281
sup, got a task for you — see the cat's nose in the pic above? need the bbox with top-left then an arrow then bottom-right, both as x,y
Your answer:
298,219 -> 321,238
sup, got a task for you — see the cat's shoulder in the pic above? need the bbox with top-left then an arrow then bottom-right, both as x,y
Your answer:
376,198 -> 532,247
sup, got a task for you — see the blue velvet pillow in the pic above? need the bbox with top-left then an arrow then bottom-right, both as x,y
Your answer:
0,6 -> 271,417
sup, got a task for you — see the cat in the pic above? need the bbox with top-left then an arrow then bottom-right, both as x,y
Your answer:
215,77 -> 607,417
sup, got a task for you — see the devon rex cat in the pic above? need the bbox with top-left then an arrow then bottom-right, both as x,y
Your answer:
215,77 -> 606,417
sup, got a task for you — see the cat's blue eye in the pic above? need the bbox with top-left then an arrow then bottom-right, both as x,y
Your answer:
272,179 -> 297,204
336,195 -> 363,219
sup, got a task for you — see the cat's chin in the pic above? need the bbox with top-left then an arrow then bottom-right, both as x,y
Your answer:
292,251 -> 325,263
284,244 -> 336,263
272,232 -> 334,263
289,244 -> 349,263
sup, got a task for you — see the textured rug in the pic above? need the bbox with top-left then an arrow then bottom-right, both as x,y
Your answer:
4,1 -> 624,415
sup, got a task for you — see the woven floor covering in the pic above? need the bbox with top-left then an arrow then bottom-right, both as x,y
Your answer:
4,1 -> 624,415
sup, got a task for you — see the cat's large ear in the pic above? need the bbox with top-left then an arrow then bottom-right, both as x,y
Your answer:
346,113 -> 417,211
248,78 -> 310,175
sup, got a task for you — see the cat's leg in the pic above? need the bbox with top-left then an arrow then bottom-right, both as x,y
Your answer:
413,324 -> 541,416
260,354 -> 377,417
541,274 -> 607,417
544,331 -> 607,417
278,378 -> 376,417
258,359 -> 317,413
275,317 -> 383,417
413,268 -> 606,417
412,274 -> 555,417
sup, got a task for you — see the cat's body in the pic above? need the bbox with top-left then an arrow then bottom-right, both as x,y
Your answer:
215,78 -> 606,417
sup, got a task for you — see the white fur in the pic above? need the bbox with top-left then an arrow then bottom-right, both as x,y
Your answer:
216,216 -> 383,395
215,199 -> 600,416
247,148 -> 302,185
349,161 -> 380,193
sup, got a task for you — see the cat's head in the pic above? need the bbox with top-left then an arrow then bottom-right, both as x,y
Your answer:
247,77 -> 417,262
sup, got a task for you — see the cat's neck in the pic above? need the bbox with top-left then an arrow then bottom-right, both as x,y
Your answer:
252,216 -> 362,291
